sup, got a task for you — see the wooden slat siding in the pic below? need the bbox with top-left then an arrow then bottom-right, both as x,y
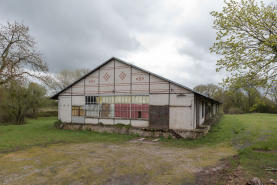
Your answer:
115,65 -> 130,69
100,66 -> 114,70
132,72 -> 148,76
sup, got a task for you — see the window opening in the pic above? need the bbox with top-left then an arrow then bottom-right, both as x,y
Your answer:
72,106 -> 85,116
84,95 -> 149,119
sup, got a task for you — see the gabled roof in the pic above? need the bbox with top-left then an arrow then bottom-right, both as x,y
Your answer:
50,57 -> 221,104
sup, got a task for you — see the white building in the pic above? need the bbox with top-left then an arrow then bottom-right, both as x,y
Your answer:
51,57 -> 220,131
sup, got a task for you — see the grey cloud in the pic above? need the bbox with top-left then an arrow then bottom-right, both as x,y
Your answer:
0,0 -> 141,72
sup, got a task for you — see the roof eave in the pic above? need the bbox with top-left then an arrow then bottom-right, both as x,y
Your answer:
50,57 -> 222,104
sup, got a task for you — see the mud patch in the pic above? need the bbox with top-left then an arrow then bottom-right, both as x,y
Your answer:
195,155 -> 251,185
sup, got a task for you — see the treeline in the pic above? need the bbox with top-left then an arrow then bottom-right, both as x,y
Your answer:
0,68 -> 90,125
0,21 -> 90,125
194,84 -> 277,114
0,82 -> 57,124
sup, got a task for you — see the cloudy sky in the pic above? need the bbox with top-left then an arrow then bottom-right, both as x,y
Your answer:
0,0 -> 273,89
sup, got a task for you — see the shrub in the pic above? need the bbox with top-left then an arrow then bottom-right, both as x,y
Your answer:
54,120 -> 63,128
36,111 -> 58,117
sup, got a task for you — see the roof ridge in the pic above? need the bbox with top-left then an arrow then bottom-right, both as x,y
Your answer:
50,57 -> 221,104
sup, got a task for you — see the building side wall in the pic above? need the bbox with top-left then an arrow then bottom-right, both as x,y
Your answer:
57,59 -> 209,130
84,70 -> 99,95
99,61 -> 114,94
60,87 -> 71,95
85,118 -> 98,124
72,96 -> 85,106
169,94 -> 194,130
170,83 -> 191,94
58,96 -> 71,122
114,119 -> 130,125
132,67 -> 149,94
115,60 -> 131,94
72,79 -> 84,95
150,75 -> 169,93
149,94 -> 169,105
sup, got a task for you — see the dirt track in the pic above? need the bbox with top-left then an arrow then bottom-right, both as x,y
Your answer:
0,142 -> 236,184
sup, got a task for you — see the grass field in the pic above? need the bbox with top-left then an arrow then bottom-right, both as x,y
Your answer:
0,117 -> 136,152
161,113 -> 277,179
0,113 -> 276,181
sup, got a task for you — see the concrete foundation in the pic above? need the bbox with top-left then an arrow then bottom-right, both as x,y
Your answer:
59,123 -> 210,139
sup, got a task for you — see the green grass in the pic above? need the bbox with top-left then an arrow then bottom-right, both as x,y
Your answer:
0,113 -> 276,179
0,117 -> 136,153
161,113 -> 277,179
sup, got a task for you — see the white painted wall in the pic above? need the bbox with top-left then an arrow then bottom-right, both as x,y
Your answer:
115,119 -> 131,125
150,75 -> 169,93
170,83 -> 191,94
170,94 -> 193,106
149,94 -> 168,105
131,120 -> 148,127
85,118 -> 98,124
72,96 -> 85,106
115,60 -> 131,94
85,70 -> 99,95
169,94 -> 194,130
59,96 -> 71,122
99,119 -> 114,125
169,107 -> 193,130
60,87 -> 71,95
99,61 -> 114,94
72,79 -> 84,95
132,67 -> 149,94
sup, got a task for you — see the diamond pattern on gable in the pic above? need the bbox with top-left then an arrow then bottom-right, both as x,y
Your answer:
103,73 -> 110,81
89,79 -> 95,83
136,76 -> 144,81
119,71 -> 126,80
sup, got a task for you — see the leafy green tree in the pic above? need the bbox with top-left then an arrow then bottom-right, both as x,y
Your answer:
269,83 -> 277,103
193,83 -> 224,100
210,0 -> 277,91
0,82 -> 47,125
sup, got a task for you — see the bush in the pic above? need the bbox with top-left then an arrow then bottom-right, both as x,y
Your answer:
228,107 -> 244,114
36,111 -> 58,117
0,111 -> 12,124
54,120 -> 63,128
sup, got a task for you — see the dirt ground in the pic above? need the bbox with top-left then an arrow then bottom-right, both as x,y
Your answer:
0,140 -> 238,185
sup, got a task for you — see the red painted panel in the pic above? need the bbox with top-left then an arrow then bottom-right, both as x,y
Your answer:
114,103 -> 149,119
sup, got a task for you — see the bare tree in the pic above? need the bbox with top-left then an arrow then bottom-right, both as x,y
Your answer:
0,21 -> 49,86
48,68 -> 90,94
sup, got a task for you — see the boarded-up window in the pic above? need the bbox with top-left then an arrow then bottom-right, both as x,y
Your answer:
72,106 -> 85,116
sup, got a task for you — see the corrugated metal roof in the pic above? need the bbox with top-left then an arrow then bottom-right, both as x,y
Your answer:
50,57 -> 222,104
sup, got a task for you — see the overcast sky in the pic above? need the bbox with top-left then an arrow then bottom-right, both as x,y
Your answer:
0,0 -> 273,89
